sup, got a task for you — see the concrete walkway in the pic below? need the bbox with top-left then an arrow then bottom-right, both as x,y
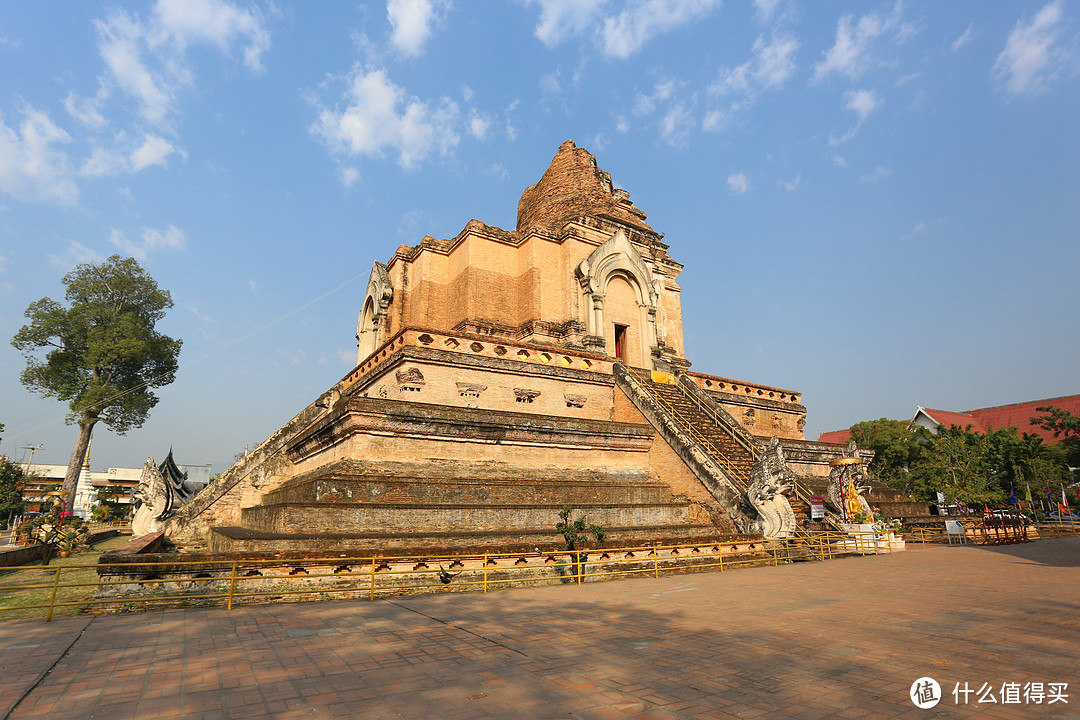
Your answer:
1,539 -> 1078,720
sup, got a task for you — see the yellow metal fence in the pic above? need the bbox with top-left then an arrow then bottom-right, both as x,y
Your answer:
4,525 -> 1074,623
0,531 -> 898,622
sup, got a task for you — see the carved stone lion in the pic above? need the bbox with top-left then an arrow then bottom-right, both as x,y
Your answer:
744,437 -> 797,539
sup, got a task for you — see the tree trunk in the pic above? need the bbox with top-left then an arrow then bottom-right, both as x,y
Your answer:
62,420 -> 96,511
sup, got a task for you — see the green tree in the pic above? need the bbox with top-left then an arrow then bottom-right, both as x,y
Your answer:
1030,406 -> 1080,469
910,425 -> 1005,506
848,419 -> 928,496
10,255 -> 182,505
556,505 -> 606,582
0,456 -> 27,525
96,485 -> 130,519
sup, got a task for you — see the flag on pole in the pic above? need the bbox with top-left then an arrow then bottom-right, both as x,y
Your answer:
1025,483 -> 1033,504
1063,488 -> 1070,511
1048,487 -> 1055,505
1009,483 -> 1017,506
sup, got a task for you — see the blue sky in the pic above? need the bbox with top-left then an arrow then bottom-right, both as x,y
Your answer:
1,0 -> 1078,474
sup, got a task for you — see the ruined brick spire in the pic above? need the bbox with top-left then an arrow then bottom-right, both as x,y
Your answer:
516,140 -> 655,236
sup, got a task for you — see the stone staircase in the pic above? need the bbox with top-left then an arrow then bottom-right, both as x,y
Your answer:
208,459 -> 723,553
615,365 -> 845,533
624,367 -> 759,487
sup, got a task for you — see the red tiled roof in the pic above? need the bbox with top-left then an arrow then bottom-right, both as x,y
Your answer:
967,395 -> 1080,443
817,429 -> 852,444
921,394 -> 1080,443
919,408 -> 979,430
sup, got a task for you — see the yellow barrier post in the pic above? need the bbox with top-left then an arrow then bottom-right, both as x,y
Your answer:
575,551 -> 582,585
227,561 -> 239,611
772,543 -> 779,566
369,558 -> 376,601
718,544 -> 724,573
45,566 -> 62,622
483,554 -> 488,593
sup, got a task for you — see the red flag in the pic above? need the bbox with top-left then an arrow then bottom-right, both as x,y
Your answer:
1059,503 -> 1070,514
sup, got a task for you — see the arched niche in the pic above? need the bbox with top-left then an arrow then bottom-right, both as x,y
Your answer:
356,261 -> 393,363
575,230 -> 659,368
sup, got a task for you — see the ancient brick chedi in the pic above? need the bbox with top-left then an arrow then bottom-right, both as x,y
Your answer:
166,141 -> 854,551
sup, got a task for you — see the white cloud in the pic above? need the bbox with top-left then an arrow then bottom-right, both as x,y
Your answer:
903,221 -> 926,240
831,154 -> 848,167
859,165 -> 890,184
952,24 -> 974,52
0,107 -> 78,205
727,172 -> 750,194
0,250 -> 6,274
845,88 -> 881,121
337,348 -> 356,366
632,79 -> 698,144
187,304 -> 217,324
829,89 -> 881,145
387,0 -> 449,57
707,32 -> 799,129
341,166 -> 360,187
602,0 -> 721,59
468,111 -> 491,140
483,163 -> 509,182
529,0 -> 608,47
311,66 -> 461,171
659,103 -> 694,146
94,10 -> 174,126
80,133 -> 182,176
461,85 -> 475,102
86,0 -> 269,129
63,88 -> 110,130
283,349 -> 306,365
615,115 -> 630,133
152,0 -> 270,71
813,4 -> 909,82
753,0 -> 783,24
130,134 -> 178,170
992,1 -> 1074,95
778,174 -> 801,191
712,33 -> 799,96
527,0 -> 719,58
109,224 -> 187,260
48,241 -> 104,271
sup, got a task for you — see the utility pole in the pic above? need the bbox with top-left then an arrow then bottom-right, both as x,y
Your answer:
20,444 -> 43,471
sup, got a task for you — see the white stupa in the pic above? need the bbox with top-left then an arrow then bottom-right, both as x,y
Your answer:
72,438 -> 97,519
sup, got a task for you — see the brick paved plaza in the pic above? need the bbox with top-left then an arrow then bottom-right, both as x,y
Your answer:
1,538 -> 1077,720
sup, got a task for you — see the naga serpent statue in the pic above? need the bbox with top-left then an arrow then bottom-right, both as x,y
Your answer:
744,436 -> 798,539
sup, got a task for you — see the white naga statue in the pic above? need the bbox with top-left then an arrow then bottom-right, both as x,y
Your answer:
745,436 -> 798,539
131,450 -> 196,537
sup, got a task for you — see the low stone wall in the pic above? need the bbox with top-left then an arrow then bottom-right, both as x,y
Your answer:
0,544 -> 50,567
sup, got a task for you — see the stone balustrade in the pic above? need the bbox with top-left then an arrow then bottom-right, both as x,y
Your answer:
343,327 -> 613,391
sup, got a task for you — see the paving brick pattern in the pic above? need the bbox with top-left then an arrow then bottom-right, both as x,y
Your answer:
1,539 -> 1078,719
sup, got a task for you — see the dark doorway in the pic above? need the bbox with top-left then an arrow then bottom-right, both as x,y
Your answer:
614,323 -> 629,363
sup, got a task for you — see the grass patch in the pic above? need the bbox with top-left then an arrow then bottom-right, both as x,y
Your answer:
0,535 -> 132,621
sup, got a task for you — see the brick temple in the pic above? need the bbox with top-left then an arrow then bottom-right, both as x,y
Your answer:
166,141 -> 907,553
